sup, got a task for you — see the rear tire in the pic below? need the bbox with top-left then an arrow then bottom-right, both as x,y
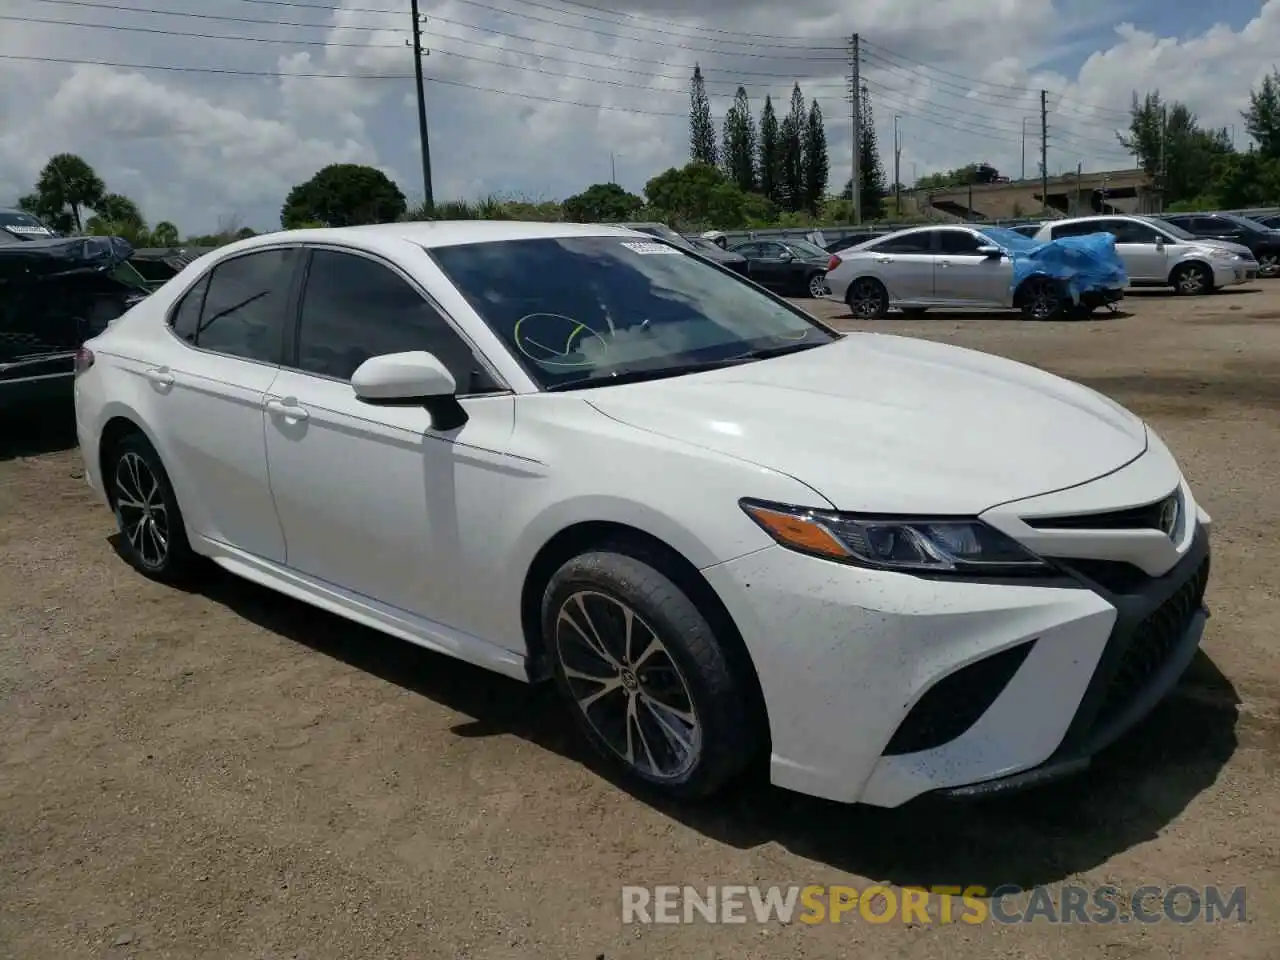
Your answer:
806,272 -> 830,298
1172,262 -> 1213,296
542,551 -> 757,801
105,432 -> 196,583
846,277 -> 889,319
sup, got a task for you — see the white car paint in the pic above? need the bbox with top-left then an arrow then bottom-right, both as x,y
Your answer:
74,221 -> 1212,808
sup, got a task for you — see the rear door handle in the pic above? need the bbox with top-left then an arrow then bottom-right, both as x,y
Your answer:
265,397 -> 310,422
145,366 -> 174,387
939,259 -> 952,267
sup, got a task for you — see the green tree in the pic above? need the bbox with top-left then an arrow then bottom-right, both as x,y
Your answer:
644,162 -> 747,228
93,193 -> 145,228
151,221 -> 180,246
757,96 -> 782,205
802,100 -> 829,215
858,85 -> 887,219
1243,68 -> 1280,161
914,164 -> 982,190
26,153 -> 106,233
689,65 -> 718,166
720,86 -> 757,193
779,83 -> 806,212
1118,91 -> 1232,206
562,182 -> 644,222
281,164 -> 407,228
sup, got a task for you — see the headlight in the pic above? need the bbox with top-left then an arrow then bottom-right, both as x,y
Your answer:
1204,248 -> 1240,261
739,499 -> 1049,574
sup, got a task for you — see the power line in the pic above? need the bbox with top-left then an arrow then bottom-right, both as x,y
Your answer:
0,13 -> 404,49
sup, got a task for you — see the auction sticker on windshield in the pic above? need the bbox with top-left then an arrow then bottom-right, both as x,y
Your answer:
620,241 -> 682,255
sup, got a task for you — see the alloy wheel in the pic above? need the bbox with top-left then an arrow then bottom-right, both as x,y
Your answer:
1177,267 -> 1206,294
848,279 -> 885,318
554,590 -> 701,780
808,273 -> 830,298
1028,283 -> 1061,320
114,451 -> 170,569
1261,253 -> 1278,277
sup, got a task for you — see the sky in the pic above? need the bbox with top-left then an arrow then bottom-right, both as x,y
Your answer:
1,0 -> 1279,234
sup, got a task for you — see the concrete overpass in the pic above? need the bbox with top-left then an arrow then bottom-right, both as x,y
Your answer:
921,168 -> 1153,220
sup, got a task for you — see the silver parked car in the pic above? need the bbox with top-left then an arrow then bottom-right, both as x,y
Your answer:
823,224 -> 1125,320
1030,215 -> 1258,295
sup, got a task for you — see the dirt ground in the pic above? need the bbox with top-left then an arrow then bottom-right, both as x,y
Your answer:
1,286 -> 1278,959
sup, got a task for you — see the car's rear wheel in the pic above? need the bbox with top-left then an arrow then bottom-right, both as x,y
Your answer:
846,277 -> 889,319
106,432 -> 196,582
1172,262 -> 1212,296
1019,276 -> 1065,320
542,551 -> 756,800
1259,252 -> 1278,277
807,272 -> 830,298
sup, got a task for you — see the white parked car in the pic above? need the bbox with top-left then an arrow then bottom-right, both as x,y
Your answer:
73,222 -> 1212,807
1031,215 -> 1258,294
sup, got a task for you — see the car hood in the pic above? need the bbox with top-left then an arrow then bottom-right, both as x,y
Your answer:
1193,238 -> 1256,257
585,334 -> 1148,514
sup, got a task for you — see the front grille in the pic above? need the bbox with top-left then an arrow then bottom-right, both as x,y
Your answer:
1094,555 -> 1210,730
883,640 -> 1035,756
1051,557 -> 1150,594
1025,491 -> 1179,532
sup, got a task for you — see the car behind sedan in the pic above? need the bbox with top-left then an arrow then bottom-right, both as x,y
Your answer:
74,221 -> 1210,808
727,237 -> 831,297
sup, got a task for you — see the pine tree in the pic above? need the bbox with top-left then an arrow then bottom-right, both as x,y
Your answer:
757,96 -> 782,204
780,83 -> 807,212
721,87 -> 758,193
858,85 -> 887,219
689,64 -> 718,166
1243,68 -> 1280,160
802,100 -> 829,215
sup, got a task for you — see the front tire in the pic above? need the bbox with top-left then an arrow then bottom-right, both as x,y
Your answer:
1019,276 -> 1066,320
542,551 -> 757,801
1172,262 -> 1213,296
106,432 -> 196,583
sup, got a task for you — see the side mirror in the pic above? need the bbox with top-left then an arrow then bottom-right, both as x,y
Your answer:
1154,236 -> 1166,249
778,250 -> 794,261
351,351 -> 468,429
976,245 -> 1002,258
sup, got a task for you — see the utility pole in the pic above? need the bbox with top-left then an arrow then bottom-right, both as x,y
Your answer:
1075,161 -> 1082,214
409,0 -> 433,210
1158,103 -> 1168,213
849,33 -> 861,225
1039,89 -> 1048,215
1021,117 -> 1027,181
893,114 -> 901,217
610,151 -> 616,184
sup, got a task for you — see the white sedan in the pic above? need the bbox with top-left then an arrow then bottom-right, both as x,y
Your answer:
73,222 -> 1211,807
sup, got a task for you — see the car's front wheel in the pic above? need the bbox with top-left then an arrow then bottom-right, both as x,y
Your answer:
106,432 -> 196,582
1172,262 -> 1213,296
542,551 -> 757,800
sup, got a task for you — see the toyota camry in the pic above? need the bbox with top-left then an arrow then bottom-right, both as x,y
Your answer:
73,222 -> 1211,807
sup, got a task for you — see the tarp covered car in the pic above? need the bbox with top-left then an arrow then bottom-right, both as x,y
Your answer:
977,226 -> 1129,314
1,236 -> 149,411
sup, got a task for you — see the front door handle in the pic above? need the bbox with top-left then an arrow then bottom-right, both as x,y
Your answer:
876,256 -> 894,263
265,397 -> 310,422
939,259 -> 952,267
144,366 -> 174,387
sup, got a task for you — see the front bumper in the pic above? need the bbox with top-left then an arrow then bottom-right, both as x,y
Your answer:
1212,260 -> 1257,286
702,471 -> 1210,807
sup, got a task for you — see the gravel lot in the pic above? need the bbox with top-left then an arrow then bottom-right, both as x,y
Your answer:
2,287 -> 1278,959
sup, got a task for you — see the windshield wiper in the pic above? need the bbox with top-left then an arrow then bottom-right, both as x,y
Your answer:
542,340 -> 827,392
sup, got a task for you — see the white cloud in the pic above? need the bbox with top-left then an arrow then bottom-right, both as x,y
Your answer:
1,0 -> 1278,233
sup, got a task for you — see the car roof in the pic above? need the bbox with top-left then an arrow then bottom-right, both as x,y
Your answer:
219,220 -> 646,259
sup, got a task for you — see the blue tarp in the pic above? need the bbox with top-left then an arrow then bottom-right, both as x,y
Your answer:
977,226 -> 1127,304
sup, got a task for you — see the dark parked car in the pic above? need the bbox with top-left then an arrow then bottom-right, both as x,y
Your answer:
728,238 -> 832,297
615,222 -> 749,275
1162,212 -> 1280,277
824,230 -> 890,254
0,208 -> 57,242
1248,213 -> 1280,230
1,236 -> 148,412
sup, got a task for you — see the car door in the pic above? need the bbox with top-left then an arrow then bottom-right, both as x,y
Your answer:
149,246 -> 299,562
729,242 -> 763,281
749,241 -> 794,287
1092,219 -> 1166,283
862,231 -> 935,302
262,245 -> 516,635
932,229 -> 1012,306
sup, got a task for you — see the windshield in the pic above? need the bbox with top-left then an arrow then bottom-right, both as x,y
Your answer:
785,239 -> 828,258
430,235 -> 836,390
1146,217 -> 1195,240
624,223 -> 695,250
1218,212 -> 1268,233
977,226 -> 1040,251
